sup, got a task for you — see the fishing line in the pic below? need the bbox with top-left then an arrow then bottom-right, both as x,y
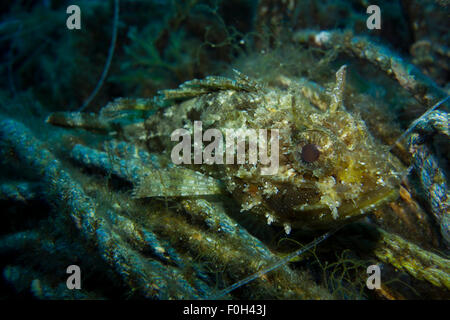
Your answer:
211,226 -> 342,299
79,0 -> 120,112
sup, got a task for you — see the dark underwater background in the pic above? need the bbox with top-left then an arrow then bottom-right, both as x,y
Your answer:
0,0 -> 448,300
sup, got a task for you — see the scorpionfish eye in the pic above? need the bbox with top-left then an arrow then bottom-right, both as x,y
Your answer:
291,128 -> 340,176
301,143 -> 321,163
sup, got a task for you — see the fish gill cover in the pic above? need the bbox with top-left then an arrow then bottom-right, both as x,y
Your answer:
0,0 -> 448,300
